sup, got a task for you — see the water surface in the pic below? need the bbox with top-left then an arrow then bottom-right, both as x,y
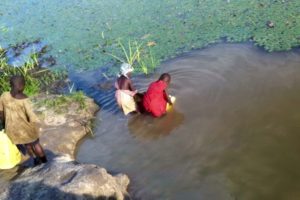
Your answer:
77,43 -> 300,200
2,0 -> 299,71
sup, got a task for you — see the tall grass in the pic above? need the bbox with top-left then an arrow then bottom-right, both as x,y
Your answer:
0,47 -> 66,96
0,50 -> 40,96
104,39 -> 159,74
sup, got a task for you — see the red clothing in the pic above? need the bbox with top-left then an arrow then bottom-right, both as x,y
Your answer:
143,80 -> 168,117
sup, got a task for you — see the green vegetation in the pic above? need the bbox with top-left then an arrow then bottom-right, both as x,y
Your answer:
0,46 -> 66,96
36,91 -> 87,113
104,39 -> 158,74
0,0 -> 300,71
0,49 -> 40,96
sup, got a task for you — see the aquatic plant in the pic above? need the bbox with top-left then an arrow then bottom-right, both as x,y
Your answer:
104,39 -> 143,66
0,25 -> 8,33
103,39 -> 159,74
1,0 -> 300,70
137,48 -> 159,74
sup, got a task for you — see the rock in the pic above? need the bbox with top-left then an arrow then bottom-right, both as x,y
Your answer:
43,113 -> 67,126
0,156 -> 130,200
38,95 -> 99,158
266,21 -> 275,28
0,96 -> 130,200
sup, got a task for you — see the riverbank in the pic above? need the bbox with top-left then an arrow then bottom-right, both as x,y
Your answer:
0,95 -> 130,200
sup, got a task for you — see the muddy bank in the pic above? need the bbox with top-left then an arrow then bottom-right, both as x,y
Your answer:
0,95 -> 130,200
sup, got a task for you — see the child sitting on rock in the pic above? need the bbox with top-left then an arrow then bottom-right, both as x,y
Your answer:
143,73 -> 174,117
0,75 -> 47,166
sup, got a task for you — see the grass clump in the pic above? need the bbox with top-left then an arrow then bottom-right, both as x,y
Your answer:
103,39 -> 159,74
0,47 -> 66,96
0,50 -> 40,96
36,91 -> 87,114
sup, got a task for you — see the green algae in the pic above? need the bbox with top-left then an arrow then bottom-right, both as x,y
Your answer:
0,0 -> 300,71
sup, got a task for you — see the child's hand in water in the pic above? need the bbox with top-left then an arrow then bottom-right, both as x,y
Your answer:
168,95 -> 175,105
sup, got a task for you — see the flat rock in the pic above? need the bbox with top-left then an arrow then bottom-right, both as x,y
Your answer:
0,156 -> 130,200
0,95 -> 130,200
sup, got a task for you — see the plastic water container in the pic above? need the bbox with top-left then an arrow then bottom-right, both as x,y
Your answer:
0,130 -> 21,169
166,96 -> 176,111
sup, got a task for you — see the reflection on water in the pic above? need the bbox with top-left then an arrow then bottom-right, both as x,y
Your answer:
128,108 -> 184,140
76,43 -> 300,200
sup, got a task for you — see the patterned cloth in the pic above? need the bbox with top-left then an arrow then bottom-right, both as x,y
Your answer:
115,82 -> 137,115
0,92 -> 40,144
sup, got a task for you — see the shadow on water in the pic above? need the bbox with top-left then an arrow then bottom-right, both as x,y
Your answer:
68,64 -> 119,114
128,109 -> 184,140
75,43 -> 300,200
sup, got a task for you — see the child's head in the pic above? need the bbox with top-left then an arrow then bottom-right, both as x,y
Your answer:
10,75 -> 25,93
159,73 -> 171,85
120,63 -> 134,77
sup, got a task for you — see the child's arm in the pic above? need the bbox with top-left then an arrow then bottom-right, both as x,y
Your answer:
164,90 -> 173,105
128,79 -> 137,93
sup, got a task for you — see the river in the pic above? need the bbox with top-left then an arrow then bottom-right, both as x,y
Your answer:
76,43 -> 300,200
1,0 -> 300,198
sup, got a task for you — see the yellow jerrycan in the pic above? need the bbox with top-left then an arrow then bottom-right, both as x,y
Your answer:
0,130 -> 21,169
166,96 -> 176,111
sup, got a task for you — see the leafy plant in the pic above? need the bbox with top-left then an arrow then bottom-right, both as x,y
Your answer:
104,39 -> 143,66
103,39 -> 159,74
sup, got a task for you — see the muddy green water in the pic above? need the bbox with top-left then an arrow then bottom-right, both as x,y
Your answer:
2,0 -> 300,198
2,0 -> 300,71
77,44 -> 300,200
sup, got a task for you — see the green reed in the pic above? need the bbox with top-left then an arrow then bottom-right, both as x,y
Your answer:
103,39 -> 159,75
0,47 -> 66,96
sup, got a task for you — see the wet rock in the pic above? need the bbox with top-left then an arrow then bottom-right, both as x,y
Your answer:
37,95 -> 99,158
0,156 -> 130,200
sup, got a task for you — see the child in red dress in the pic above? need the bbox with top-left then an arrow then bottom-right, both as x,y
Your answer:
143,73 -> 173,117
